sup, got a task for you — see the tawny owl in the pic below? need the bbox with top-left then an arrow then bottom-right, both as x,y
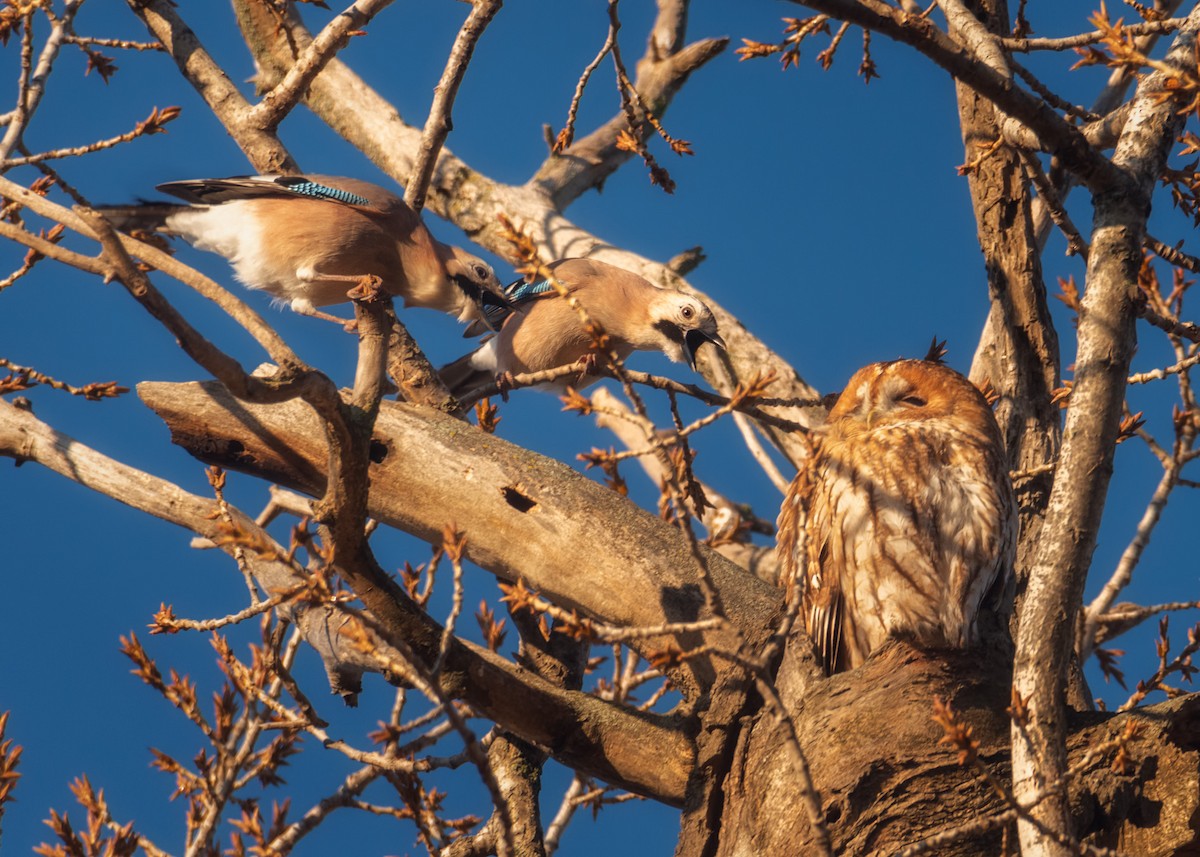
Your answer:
777,360 -> 1016,675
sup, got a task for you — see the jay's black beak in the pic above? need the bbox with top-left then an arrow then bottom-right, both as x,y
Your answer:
683,328 -> 727,370
454,274 -> 517,332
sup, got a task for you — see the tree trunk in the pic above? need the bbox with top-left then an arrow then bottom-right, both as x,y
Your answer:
133,381 -> 1200,856
680,638 -> 1200,855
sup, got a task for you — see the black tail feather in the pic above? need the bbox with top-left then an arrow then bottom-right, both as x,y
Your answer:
439,351 -> 491,408
92,203 -> 187,235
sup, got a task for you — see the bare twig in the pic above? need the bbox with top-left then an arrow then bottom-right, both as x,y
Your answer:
403,0 -> 501,213
250,0 -> 395,131
549,16 -> 616,153
1001,18 -> 1186,52
1018,150 -> 1089,259
1080,454 -> 1187,659
0,0 -> 83,160
1127,351 -> 1200,384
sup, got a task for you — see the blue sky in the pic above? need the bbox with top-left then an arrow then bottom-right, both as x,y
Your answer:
2,1 -> 1198,854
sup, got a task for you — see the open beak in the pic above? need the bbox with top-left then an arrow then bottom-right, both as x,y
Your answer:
454,274 -> 517,332
683,328 -> 727,370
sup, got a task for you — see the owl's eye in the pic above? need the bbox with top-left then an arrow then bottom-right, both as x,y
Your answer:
899,394 -> 927,407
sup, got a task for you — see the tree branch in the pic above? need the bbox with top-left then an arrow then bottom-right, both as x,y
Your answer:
0,396 -> 691,801
0,0 -> 82,160
404,0 -> 502,213
953,0 -> 1061,645
528,22 -> 728,208
790,0 -> 1122,191
1011,11 -> 1200,854
248,0 -> 395,132
1028,0 -> 1186,250
125,0 -> 297,173
136,379 -> 784,703
1001,18 -> 1187,53
0,176 -> 300,368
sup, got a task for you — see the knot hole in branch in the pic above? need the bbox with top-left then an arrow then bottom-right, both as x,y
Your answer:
501,484 -> 537,513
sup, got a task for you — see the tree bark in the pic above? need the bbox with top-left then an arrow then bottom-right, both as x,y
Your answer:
954,0 -> 1061,614
1010,12 -> 1200,853
688,641 -> 1200,856
136,380 -> 781,701
133,381 -> 1200,855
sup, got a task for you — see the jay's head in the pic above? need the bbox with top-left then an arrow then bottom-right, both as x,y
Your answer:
648,292 -> 726,369
444,249 -> 511,330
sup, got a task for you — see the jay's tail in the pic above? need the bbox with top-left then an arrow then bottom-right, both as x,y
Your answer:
92,203 -> 189,235
439,352 -> 492,409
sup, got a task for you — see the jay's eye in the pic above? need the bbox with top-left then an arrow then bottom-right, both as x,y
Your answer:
681,305 -> 695,320
473,264 -> 490,281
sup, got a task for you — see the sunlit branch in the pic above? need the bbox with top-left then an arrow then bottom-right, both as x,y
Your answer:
250,0 -> 395,131
128,0 -> 296,172
1001,18 -> 1186,52
404,0 -> 501,213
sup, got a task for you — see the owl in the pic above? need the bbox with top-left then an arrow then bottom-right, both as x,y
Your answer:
776,360 -> 1016,675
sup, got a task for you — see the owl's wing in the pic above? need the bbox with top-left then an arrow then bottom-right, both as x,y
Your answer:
803,513 -> 844,676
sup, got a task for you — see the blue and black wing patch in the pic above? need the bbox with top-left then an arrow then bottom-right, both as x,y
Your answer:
273,177 -> 371,207
507,278 -> 556,304
156,175 -> 371,208
479,277 -> 556,330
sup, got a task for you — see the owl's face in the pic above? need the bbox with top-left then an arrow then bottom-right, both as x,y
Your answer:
826,359 -> 994,437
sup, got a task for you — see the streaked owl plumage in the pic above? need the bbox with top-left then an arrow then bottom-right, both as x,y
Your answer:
777,360 -> 1016,675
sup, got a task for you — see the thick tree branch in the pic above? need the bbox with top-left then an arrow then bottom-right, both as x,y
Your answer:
0,396 -> 690,801
386,310 -> 462,412
692,640 -> 1200,855
1011,11 -> 1200,854
125,0 -> 297,173
136,379 -> 783,703
937,0 -> 1010,78
953,0 -> 1063,690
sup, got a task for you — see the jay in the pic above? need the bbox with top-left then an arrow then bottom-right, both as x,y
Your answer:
440,257 -> 726,406
100,174 -> 509,328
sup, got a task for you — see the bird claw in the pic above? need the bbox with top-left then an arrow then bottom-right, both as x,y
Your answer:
577,353 -> 600,379
495,371 -> 516,402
